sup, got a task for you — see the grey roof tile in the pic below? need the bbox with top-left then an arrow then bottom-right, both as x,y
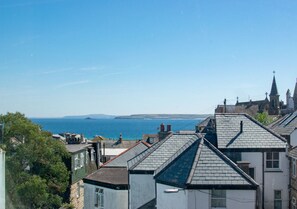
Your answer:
155,138 -> 258,188
270,110 -> 297,136
128,134 -> 199,171
216,114 -> 286,149
105,142 -> 149,167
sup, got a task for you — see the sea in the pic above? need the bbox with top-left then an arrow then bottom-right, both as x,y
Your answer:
31,118 -> 203,140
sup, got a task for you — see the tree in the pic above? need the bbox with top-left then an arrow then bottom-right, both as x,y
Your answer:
0,112 -> 70,209
254,111 -> 273,126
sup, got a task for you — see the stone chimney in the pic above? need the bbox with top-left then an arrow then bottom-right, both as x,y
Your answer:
167,125 -> 172,132
237,161 -> 250,174
158,123 -> 172,141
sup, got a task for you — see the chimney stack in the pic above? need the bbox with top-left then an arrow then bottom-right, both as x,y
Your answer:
160,123 -> 165,132
240,121 -> 243,133
167,125 -> 172,132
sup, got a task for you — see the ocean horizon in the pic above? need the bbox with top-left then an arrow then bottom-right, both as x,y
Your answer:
31,118 -> 203,140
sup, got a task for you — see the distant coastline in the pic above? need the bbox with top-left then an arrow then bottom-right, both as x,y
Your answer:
114,114 -> 211,120
61,113 -> 211,120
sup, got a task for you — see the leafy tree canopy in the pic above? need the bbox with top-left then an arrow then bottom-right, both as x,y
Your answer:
254,111 -> 274,126
0,112 -> 70,209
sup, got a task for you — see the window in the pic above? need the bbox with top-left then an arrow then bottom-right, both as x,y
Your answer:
292,197 -> 296,209
211,190 -> 226,208
74,154 -> 80,170
293,159 -> 296,177
95,188 -> 104,208
91,149 -> 95,162
86,150 -> 89,164
266,152 -> 280,169
274,190 -> 282,209
80,152 -> 84,167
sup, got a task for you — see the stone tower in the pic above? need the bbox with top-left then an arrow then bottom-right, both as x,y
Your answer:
269,73 -> 280,115
294,78 -> 297,111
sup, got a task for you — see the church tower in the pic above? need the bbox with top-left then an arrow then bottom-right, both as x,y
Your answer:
294,78 -> 297,111
269,72 -> 280,115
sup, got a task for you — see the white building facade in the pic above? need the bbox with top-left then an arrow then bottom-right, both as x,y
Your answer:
0,149 -> 5,209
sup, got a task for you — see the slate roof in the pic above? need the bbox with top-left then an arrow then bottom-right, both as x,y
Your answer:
83,167 -> 128,189
65,144 -> 91,153
270,110 -> 297,136
104,141 -> 150,167
289,146 -> 297,159
128,134 -> 199,172
216,114 -> 286,149
155,138 -> 258,189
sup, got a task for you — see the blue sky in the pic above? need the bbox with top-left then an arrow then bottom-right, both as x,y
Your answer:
0,0 -> 296,117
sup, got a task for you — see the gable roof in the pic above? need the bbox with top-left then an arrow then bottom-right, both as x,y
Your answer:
155,138 -> 258,189
128,134 -> 199,172
216,114 -> 286,150
270,110 -> 297,136
104,141 -> 150,167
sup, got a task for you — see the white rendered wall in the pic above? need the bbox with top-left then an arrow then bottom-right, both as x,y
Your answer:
0,149 -> 5,209
242,151 -> 289,209
264,152 -> 289,209
156,183 -> 187,209
129,173 -> 155,209
84,183 -> 128,209
156,184 -> 256,209
291,129 -> 297,147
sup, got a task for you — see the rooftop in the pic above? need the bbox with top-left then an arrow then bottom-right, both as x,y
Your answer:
128,133 -> 199,172
270,110 -> 297,136
65,144 -> 92,153
155,138 -> 258,189
216,113 -> 286,150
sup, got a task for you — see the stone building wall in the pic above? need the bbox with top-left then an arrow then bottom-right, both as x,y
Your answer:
70,180 -> 84,209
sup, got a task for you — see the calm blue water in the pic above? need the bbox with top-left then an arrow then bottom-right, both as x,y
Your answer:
31,118 -> 202,140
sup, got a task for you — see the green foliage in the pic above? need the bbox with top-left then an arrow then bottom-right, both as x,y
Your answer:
1,112 -> 70,209
254,111 -> 273,125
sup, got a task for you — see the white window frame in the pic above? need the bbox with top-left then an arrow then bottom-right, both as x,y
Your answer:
266,152 -> 280,169
274,190 -> 282,209
95,188 -> 104,209
211,190 -> 226,208
80,152 -> 84,168
74,154 -> 80,170
293,159 -> 296,177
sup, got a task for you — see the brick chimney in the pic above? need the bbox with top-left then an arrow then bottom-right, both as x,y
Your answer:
167,125 -> 172,132
158,123 -> 171,140
237,161 -> 250,174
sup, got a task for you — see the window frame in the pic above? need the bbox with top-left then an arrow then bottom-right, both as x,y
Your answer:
74,154 -> 80,170
211,189 -> 226,208
266,152 -> 280,170
274,190 -> 282,209
95,188 -> 104,209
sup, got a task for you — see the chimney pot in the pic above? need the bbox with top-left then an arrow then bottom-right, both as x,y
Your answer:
160,123 -> 165,132
167,125 -> 172,132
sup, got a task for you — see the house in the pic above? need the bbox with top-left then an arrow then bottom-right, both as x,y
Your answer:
270,110 -> 297,146
128,133 -> 199,209
215,113 -> 289,209
155,137 -> 258,209
64,143 -> 99,209
289,147 -> 297,209
83,141 -> 150,209
0,148 -> 5,209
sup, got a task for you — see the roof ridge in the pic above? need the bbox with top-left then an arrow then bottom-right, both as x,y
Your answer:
186,138 -> 204,184
154,135 -> 198,176
103,141 -> 142,166
243,113 -> 287,143
128,133 -> 173,170
203,138 -> 258,187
